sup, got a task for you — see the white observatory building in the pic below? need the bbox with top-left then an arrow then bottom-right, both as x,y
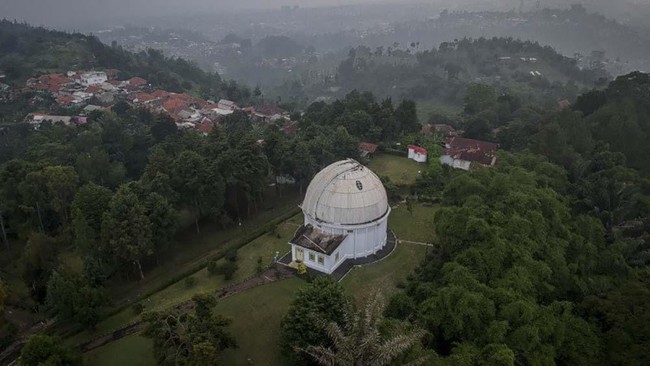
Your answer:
289,159 -> 391,274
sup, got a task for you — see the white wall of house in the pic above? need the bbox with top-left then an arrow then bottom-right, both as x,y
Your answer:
408,149 -> 427,163
440,155 -> 471,171
79,72 -> 108,87
292,209 -> 389,274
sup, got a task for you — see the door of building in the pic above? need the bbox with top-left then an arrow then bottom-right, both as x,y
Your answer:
295,247 -> 304,262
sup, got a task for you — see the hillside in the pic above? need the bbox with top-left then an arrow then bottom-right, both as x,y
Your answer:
0,20 -> 249,102
298,37 -> 607,112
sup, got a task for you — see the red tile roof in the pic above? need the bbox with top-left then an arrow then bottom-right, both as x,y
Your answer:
85,85 -> 100,94
151,89 -> 169,98
359,142 -> 378,154
196,120 -> 216,134
128,77 -> 147,86
444,137 -> 498,166
408,145 -> 427,155
55,95 -> 74,105
135,93 -> 155,102
163,98 -> 187,113
255,105 -> 285,117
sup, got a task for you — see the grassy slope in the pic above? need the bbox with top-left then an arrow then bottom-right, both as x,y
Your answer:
367,154 -> 424,186
84,334 -> 155,366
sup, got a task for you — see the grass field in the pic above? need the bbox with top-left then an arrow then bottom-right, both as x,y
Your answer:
84,334 -> 155,366
367,154 -> 423,186
215,278 -> 305,366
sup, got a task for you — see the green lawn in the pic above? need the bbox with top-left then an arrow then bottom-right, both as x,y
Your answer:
84,333 -> 155,366
215,278 -> 305,366
389,203 -> 438,243
367,154 -> 423,186
342,241 -> 426,303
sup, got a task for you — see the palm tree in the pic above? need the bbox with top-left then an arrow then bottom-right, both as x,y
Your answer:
301,293 -> 430,366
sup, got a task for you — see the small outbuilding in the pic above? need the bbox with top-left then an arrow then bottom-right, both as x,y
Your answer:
407,145 -> 427,163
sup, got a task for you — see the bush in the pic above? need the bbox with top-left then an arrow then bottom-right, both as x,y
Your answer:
256,256 -> 265,274
219,262 -> 238,280
225,249 -> 238,263
385,292 -> 415,320
132,303 -> 144,315
207,260 -> 219,275
184,276 -> 197,288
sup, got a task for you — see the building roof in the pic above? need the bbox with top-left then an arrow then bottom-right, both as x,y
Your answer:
408,145 -> 427,155
127,77 -> 147,86
444,137 -> 498,166
302,159 -> 389,226
290,224 -> 347,255
255,105 -> 285,117
359,142 -> 378,154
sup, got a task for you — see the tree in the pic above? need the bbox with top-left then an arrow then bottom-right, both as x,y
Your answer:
100,185 -> 153,280
280,277 -> 349,363
19,334 -> 81,366
46,270 -> 105,328
395,100 -> 420,135
464,84 -> 498,115
172,150 -> 225,233
151,113 -> 178,143
71,183 -> 113,251
41,166 -> 78,225
143,294 -> 236,366
301,293 -> 430,366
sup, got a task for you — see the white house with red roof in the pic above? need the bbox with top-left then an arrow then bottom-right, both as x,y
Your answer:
440,137 -> 498,171
407,145 -> 428,163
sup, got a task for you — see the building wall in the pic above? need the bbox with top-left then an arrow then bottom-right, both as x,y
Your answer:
408,149 -> 427,163
440,155 -> 471,171
295,210 -> 390,274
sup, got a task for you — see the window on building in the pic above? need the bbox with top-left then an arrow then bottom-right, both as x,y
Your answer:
318,256 -> 325,265
356,180 -> 363,190
309,252 -> 315,262
335,252 -> 340,262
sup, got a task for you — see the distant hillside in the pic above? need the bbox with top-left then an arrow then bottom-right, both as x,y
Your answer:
305,37 -> 607,111
0,20 -> 249,101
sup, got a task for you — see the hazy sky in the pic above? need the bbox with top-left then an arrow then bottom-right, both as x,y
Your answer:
1,0 -> 398,27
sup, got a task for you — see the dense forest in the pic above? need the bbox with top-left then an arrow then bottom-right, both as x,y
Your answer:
328,37 -> 608,108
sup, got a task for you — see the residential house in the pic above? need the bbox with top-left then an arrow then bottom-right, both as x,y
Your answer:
217,99 -> 239,111
359,142 -> 378,158
421,123 -> 457,137
407,145 -> 428,163
440,137 -> 497,171
78,72 -> 108,87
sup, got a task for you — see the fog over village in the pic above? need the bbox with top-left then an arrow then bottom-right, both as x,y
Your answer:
1,1 -> 650,366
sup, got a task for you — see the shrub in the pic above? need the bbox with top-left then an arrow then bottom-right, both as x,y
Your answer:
207,260 -> 219,275
184,276 -> 197,288
225,249 -> 238,263
132,303 -> 144,315
219,262 -> 238,280
256,256 -> 265,274
385,292 -> 415,320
